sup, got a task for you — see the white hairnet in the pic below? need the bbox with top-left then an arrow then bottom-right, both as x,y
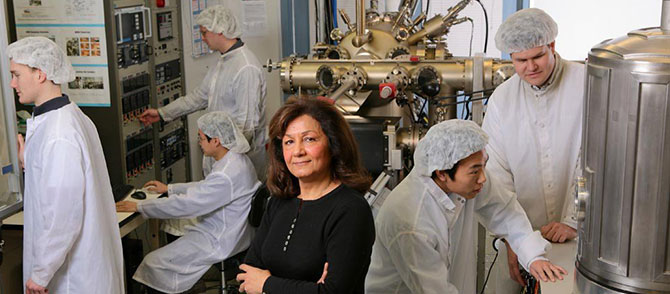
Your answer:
495,8 -> 558,53
413,119 -> 488,177
198,111 -> 250,153
195,5 -> 242,39
6,37 -> 75,85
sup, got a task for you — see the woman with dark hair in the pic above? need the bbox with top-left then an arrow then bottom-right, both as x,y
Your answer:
236,98 -> 375,294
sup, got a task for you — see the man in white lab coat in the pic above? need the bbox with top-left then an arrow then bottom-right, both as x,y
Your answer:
9,37 -> 125,294
482,8 -> 585,293
365,120 -> 566,294
116,111 -> 260,293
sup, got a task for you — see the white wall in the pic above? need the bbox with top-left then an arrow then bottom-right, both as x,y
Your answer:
531,0 -> 662,60
181,0 -> 282,180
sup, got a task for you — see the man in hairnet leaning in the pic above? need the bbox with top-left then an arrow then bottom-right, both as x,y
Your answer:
9,37 -> 124,293
365,120 -> 566,294
482,8 -> 585,293
116,111 -> 260,294
138,4 -> 267,240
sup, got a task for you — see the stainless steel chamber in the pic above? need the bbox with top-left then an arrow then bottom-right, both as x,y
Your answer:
577,1 -> 670,293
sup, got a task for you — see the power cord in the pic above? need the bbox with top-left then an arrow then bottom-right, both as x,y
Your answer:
435,88 -> 496,100
478,237 -> 501,294
475,0 -> 489,53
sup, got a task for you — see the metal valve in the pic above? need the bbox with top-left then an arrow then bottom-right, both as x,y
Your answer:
264,59 -> 281,73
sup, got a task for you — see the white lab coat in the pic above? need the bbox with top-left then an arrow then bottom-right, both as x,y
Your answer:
133,152 -> 260,293
482,54 -> 584,294
158,44 -> 267,236
482,54 -> 584,230
23,102 -> 124,293
158,44 -> 268,180
365,170 -> 549,294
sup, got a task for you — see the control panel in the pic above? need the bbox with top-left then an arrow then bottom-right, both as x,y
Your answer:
150,2 -> 189,184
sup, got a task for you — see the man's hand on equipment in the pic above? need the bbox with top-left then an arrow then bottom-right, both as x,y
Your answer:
541,222 -> 577,243
143,180 -> 168,194
138,108 -> 161,126
504,240 -> 526,286
529,260 -> 567,283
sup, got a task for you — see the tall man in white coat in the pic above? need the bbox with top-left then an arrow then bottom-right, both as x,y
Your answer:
10,37 -> 124,294
482,8 -> 585,293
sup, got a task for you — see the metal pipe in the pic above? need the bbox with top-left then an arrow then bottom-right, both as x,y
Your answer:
408,13 -> 427,32
339,9 -> 355,32
356,0 -> 365,36
282,59 -> 494,91
397,0 -> 418,13
406,16 -> 446,45
405,0 -> 471,45
330,79 -> 357,101
392,3 -> 411,31
353,0 -> 372,47
442,0 -> 471,22
448,17 -> 470,27
662,0 -> 670,32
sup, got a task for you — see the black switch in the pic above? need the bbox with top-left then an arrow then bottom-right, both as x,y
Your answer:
122,96 -> 130,113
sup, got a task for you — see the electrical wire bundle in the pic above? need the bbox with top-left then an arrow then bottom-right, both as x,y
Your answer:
475,0 -> 489,53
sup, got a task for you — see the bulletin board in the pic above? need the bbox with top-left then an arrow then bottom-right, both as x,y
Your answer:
11,0 -> 111,107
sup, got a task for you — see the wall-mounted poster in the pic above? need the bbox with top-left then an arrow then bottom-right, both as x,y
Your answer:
12,0 -> 111,107
190,0 -> 216,58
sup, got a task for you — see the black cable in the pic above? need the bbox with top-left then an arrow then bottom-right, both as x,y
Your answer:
460,95 -> 467,118
324,0 -> 333,44
475,0 -> 489,53
420,96 -> 428,117
478,238 -> 501,294
436,88 -> 496,100
439,95 -> 490,106
425,0 -> 431,16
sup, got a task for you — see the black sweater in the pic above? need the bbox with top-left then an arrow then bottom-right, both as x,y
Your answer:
244,184 -> 375,294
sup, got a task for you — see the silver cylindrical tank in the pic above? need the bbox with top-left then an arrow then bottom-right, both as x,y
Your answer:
576,6 -> 670,293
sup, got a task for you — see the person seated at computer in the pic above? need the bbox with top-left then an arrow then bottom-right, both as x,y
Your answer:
116,111 -> 260,294
236,98 -> 375,294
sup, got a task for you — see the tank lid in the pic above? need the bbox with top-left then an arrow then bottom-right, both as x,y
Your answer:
590,27 -> 670,63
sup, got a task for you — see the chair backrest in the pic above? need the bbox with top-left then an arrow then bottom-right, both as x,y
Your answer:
247,183 -> 271,228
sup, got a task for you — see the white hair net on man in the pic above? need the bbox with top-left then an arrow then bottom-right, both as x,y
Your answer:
6,36 -> 75,85
197,111 -> 250,153
413,119 -> 488,177
195,5 -> 242,39
494,8 -> 558,53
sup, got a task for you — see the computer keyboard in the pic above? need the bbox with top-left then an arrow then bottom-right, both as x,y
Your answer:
112,184 -> 134,202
